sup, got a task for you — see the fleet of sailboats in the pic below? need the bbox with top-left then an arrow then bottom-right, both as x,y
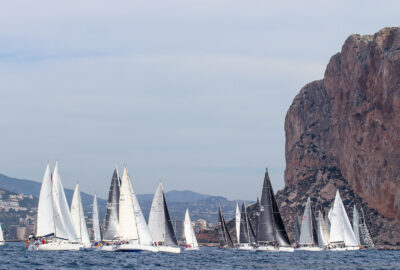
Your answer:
22,162 -> 375,253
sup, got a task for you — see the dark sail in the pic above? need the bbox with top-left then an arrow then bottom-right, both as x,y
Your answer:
239,203 -> 249,244
218,206 -> 233,248
270,178 -> 291,247
162,192 -> 179,247
359,207 -> 375,248
246,209 -> 257,245
218,207 -> 227,247
103,168 -> 120,241
311,207 -> 319,246
257,169 -> 276,243
294,213 -> 301,246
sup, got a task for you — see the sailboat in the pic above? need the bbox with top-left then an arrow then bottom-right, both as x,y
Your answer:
328,190 -> 359,251
148,183 -> 180,253
237,202 -> 256,250
116,167 -> 157,252
355,206 -> 375,249
184,209 -> 199,251
217,206 -> 234,249
235,202 -> 240,245
92,193 -> 102,246
296,197 -> 321,251
29,162 -> 80,251
0,224 -> 4,246
71,184 -> 91,248
256,168 -> 293,252
101,167 -> 120,251
294,213 -> 301,247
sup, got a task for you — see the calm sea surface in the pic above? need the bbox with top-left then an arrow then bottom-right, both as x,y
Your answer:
0,242 -> 399,269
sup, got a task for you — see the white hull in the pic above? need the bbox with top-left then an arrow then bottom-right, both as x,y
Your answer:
80,243 -> 91,249
329,246 -> 360,251
116,244 -> 158,253
157,245 -> 181,254
184,246 -> 199,251
296,246 -> 323,251
100,245 -> 119,252
29,242 -> 81,251
237,244 -> 254,251
256,246 -> 294,252
0,241 -> 4,246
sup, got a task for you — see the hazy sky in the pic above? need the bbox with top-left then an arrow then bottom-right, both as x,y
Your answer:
0,1 -> 398,200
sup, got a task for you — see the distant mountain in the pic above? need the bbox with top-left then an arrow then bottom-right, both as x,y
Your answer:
0,173 -> 253,223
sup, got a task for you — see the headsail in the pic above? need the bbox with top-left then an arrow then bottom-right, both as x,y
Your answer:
218,206 -> 233,248
0,224 -> 4,242
71,184 -> 90,245
103,167 -> 120,241
52,162 -> 78,242
235,202 -> 240,244
359,207 -> 375,248
184,209 -> 198,248
37,163 -> 55,237
92,193 -> 101,242
353,205 -> 360,246
162,191 -> 179,247
270,183 -> 291,247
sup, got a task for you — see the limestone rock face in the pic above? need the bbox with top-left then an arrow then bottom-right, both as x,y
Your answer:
283,27 -> 400,245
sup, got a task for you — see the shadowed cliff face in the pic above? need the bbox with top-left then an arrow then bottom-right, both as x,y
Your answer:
282,27 -> 400,245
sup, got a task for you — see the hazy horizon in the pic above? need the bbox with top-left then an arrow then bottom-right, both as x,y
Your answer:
1,1 -> 399,200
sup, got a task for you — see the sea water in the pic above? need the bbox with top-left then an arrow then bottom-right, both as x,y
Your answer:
0,242 -> 399,269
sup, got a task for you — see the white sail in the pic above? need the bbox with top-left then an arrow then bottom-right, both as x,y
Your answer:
328,207 -> 333,222
148,183 -> 165,243
71,184 -> 90,245
299,197 -> 314,245
329,191 -> 344,243
235,202 -> 240,244
37,163 -> 55,237
340,200 -> 358,247
118,167 -> 139,241
353,206 -> 360,246
184,209 -> 198,247
128,172 -> 153,246
317,210 -> 328,248
52,162 -> 78,242
92,193 -> 101,242
0,224 -> 4,242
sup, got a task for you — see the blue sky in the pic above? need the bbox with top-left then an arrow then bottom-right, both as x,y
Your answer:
0,1 -> 399,200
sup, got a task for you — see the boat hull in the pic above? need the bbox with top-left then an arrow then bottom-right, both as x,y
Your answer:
29,242 -> 81,251
296,246 -> 323,251
100,245 -> 119,252
116,244 -> 158,253
329,246 -> 360,251
237,244 -> 254,251
0,241 -> 4,246
157,246 -> 181,253
256,246 -> 294,252
184,246 -> 199,251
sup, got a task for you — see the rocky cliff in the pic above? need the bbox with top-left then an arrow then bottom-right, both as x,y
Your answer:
281,27 -> 400,246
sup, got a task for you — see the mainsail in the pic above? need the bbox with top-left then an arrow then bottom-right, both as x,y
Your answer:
235,202 -> 240,244
92,193 -> 102,242
102,168 -> 120,241
218,206 -> 234,248
184,209 -> 198,248
0,224 -> 4,242
299,197 -> 314,245
239,203 -> 256,245
71,184 -> 90,245
52,162 -> 78,242
317,210 -> 329,248
118,167 -> 139,242
36,163 -> 55,237
257,169 -> 275,243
